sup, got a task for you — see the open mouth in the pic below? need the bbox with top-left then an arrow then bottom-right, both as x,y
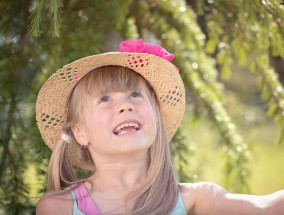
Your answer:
113,122 -> 140,136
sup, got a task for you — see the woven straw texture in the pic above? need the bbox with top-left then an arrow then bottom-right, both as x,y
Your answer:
36,52 -> 185,168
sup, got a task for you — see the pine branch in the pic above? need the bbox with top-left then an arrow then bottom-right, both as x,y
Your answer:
202,0 -> 284,144
172,129 -> 195,182
29,0 -> 62,37
49,0 -> 62,37
257,55 -> 284,144
28,0 -> 46,37
152,0 -> 225,102
0,95 -> 16,181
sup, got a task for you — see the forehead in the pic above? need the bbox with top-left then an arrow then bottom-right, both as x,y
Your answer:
79,65 -> 152,96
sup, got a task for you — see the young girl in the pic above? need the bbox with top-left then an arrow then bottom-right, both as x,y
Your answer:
36,39 -> 284,215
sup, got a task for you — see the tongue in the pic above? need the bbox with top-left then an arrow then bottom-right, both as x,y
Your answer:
116,126 -> 136,135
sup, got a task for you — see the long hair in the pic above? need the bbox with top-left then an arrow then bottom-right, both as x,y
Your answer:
46,65 -> 178,214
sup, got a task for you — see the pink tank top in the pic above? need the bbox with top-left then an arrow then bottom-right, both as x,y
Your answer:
74,183 -> 104,214
71,183 -> 187,215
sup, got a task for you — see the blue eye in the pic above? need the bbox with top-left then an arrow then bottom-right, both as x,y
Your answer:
130,92 -> 141,98
99,96 -> 110,103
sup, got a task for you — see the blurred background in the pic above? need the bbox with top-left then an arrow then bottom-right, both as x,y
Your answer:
1,0 -> 284,214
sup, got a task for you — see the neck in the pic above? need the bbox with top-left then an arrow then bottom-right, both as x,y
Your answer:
88,151 -> 149,194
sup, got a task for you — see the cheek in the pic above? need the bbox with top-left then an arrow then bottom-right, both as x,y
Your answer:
142,104 -> 157,129
85,110 -> 112,136
96,111 -> 111,126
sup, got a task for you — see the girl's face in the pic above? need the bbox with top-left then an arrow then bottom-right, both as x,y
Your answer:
73,79 -> 157,159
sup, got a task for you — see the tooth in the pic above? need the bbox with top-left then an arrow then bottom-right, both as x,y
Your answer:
114,122 -> 140,134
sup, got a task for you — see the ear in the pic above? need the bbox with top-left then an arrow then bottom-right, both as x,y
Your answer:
71,124 -> 89,146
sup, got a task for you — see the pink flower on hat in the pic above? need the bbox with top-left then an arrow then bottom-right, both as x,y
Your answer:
119,39 -> 175,62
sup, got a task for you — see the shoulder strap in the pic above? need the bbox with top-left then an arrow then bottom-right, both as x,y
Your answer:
70,189 -> 85,215
169,192 -> 187,215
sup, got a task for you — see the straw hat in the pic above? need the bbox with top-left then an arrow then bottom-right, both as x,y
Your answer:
36,39 -> 185,168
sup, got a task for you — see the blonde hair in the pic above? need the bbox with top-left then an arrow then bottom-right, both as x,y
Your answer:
46,66 -> 178,214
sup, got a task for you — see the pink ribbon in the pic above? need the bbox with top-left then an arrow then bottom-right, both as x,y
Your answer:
119,39 -> 175,62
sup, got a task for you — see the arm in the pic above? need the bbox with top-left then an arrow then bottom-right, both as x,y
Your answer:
36,192 -> 73,215
183,182 -> 284,215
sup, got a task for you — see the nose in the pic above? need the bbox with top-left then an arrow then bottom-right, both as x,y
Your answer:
117,101 -> 135,114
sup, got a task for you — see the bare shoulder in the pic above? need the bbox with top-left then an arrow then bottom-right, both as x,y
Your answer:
179,182 -> 227,214
36,190 -> 74,215
180,181 -> 226,197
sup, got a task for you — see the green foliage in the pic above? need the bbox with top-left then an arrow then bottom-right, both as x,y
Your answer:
172,129 -> 196,182
29,0 -> 62,37
29,0 -> 46,37
198,0 -> 284,144
1,0 -> 284,213
0,1 -> 43,213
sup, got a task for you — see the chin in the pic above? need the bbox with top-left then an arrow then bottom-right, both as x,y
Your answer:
115,140 -> 152,153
